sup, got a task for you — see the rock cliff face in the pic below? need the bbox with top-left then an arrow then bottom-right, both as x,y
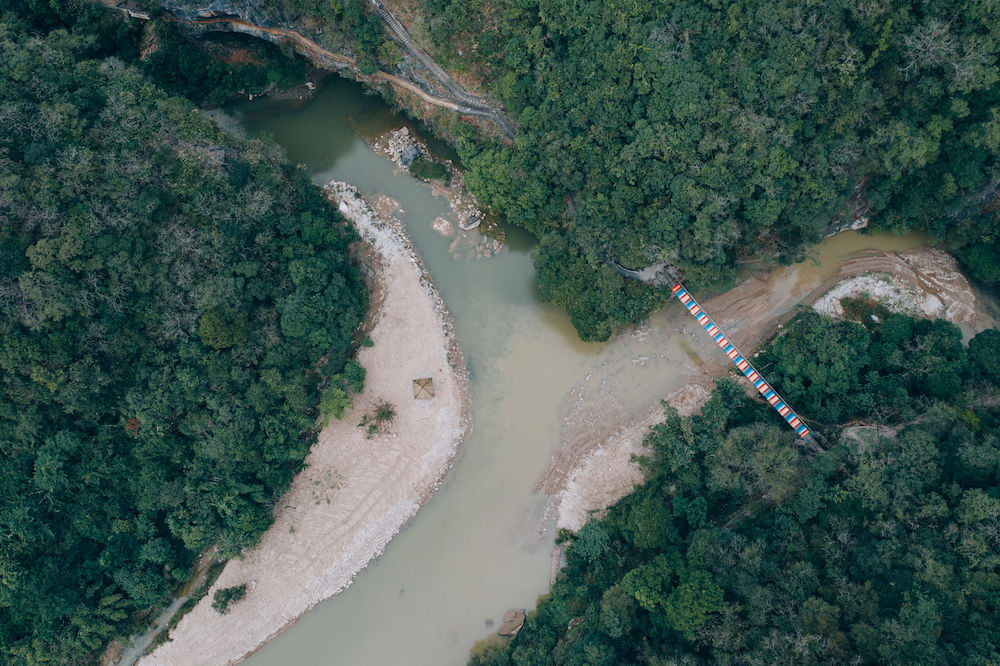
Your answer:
159,0 -> 291,26
143,0 -> 515,137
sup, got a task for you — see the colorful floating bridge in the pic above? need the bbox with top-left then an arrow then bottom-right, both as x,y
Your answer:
670,283 -> 812,440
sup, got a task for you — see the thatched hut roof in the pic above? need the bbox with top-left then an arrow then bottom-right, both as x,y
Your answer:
412,377 -> 435,399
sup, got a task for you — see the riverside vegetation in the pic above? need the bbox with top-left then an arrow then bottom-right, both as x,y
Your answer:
471,302 -> 1000,664
0,2 -> 368,662
52,0 -> 1000,344
419,0 -> 1000,340
4,0 -> 1000,662
50,0 -> 1000,345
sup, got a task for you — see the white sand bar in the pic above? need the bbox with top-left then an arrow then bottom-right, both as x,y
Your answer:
141,182 -> 470,666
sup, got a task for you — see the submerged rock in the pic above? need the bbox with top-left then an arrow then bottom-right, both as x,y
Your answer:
431,217 -> 454,236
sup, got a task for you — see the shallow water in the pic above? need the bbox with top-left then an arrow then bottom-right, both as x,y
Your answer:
228,77 -> 603,666
225,77 -> 936,666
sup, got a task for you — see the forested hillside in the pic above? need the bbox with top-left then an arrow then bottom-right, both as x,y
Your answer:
0,5 -> 367,662
157,0 -> 391,75
471,304 -> 1000,664
420,0 -> 1000,340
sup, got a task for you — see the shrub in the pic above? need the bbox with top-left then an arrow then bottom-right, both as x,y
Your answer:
343,360 -> 367,393
211,584 -> 247,615
320,386 -> 350,425
358,400 -> 396,438
409,157 -> 449,184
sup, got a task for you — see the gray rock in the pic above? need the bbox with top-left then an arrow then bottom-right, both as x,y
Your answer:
400,145 -> 420,167
498,609 -> 525,637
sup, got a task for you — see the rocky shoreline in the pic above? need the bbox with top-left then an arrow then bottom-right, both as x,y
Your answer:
372,126 -> 484,229
370,126 -> 507,261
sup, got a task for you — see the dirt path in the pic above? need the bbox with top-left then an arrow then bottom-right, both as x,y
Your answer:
170,17 -> 464,105
138,182 -> 470,666
545,244 -> 989,530
112,551 -> 218,666
373,1 -> 516,138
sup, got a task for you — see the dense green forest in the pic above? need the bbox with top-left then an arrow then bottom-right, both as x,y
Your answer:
5,0 -> 1000,662
0,3 -> 367,662
470,303 -> 1000,664
417,0 -> 1000,340
139,28 -> 310,105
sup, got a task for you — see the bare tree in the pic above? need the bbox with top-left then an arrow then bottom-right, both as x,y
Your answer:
901,19 -> 957,80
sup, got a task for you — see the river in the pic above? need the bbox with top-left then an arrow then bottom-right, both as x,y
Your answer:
221,76 -> 936,665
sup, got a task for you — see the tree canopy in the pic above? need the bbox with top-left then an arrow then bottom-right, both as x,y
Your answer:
421,0 -> 1000,339
0,6 -> 367,662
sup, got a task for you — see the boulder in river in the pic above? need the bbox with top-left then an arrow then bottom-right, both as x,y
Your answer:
400,145 -> 420,167
498,609 -> 525,637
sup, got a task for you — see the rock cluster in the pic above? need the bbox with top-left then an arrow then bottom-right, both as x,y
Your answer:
446,234 -> 504,261
371,127 -> 497,257
400,145 -> 420,167
431,217 -> 453,236
379,127 -> 421,168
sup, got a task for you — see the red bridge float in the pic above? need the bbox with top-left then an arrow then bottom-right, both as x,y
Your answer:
670,283 -> 812,440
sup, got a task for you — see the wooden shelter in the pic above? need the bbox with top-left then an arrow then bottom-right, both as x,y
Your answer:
412,377 -> 435,399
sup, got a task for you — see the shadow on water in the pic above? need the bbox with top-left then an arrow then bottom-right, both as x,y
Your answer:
501,222 -> 537,254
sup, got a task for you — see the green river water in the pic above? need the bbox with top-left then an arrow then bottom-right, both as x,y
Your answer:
222,76 -> 933,666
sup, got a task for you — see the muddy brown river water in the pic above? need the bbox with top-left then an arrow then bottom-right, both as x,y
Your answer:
221,76 -> 942,665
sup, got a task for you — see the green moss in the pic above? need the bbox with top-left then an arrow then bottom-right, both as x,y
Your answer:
409,157 -> 450,184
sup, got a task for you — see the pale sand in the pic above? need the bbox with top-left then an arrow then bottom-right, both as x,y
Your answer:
549,246 -> 985,531
140,182 -> 470,666
554,384 -> 710,531
812,247 -> 979,330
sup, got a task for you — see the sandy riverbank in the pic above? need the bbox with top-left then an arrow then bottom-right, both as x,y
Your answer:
139,183 -> 470,666
553,383 -> 711,531
547,244 -> 989,531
